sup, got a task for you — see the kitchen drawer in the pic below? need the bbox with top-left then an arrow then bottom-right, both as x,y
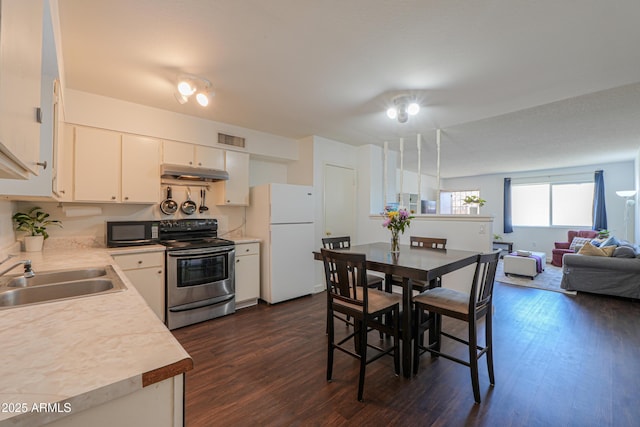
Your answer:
236,242 -> 259,257
113,251 -> 164,270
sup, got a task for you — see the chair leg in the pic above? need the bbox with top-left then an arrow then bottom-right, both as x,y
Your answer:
357,318 -> 368,402
413,306 -> 422,375
327,307 -> 334,382
430,313 -> 442,358
468,318 -> 481,404
393,307 -> 400,376
486,310 -> 495,386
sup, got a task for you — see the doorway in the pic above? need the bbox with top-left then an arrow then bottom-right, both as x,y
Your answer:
323,164 -> 356,239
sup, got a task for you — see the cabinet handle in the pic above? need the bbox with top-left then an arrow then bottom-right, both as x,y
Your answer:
236,259 -> 240,263
36,161 -> 47,170
189,161 -> 193,165
124,196 -> 129,200
111,196 -> 116,200
198,162 -> 202,166
158,270 -> 163,274
245,248 -> 250,252
138,260 -> 143,264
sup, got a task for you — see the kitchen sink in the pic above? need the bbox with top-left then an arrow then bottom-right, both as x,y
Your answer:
5,267 -> 108,288
0,265 -> 127,309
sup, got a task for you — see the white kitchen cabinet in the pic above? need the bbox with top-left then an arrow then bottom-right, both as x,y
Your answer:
214,150 -> 249,206
0,0 -> 44,178
73,126 -> 160,203
113,251 -> 165,322
234,242 -> 260,309
122,134 -> 160,203
163,140 -> 224,169
74,127 -> 121,202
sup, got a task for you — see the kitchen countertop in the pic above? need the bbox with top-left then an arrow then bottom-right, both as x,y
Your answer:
232,236 -> 261,244
0,246 -> 192,426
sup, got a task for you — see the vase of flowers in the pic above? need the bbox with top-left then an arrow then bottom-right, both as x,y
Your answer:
382,209 -> 414,253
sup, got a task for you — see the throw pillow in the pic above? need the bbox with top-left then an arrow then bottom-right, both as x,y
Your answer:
599,235 -> 620,248
570,237 -> 592,251
613,246 -> 637,258
578,242 -> 616,257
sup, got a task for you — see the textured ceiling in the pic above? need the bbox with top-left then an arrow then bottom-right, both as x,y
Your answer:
56,0 -> 640,177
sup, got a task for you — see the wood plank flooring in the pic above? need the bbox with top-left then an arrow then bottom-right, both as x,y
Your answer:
172,283 -> 640,426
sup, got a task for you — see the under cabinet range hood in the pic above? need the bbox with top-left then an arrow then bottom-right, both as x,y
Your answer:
161,164 -> 229,182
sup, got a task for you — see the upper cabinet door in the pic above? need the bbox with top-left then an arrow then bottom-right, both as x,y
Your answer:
122,135 -> 160,203
195,145 -> 224,170
0,0 -> 44,178
74,127 -> 121,202
162,140 -> 194,166
215,150 -> 249,206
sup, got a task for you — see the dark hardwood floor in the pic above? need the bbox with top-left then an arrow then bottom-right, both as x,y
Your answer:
172,284 -> 640,427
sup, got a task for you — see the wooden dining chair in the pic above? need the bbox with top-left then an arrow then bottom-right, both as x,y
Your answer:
410,236 -> 447,250
322,236 -> 385,336
412,250 -> 500,404
391,236 -> 448,293
322,236 -> 384,291
321,248 -> 401,401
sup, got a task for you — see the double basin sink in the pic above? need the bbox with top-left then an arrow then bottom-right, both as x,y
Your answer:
0,265 -> 127,309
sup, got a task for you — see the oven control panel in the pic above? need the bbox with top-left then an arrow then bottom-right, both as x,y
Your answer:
159,219 -> 218,232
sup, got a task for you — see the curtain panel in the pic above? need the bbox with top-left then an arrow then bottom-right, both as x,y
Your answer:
593,170 -> 607,230
504,177 -> 513,233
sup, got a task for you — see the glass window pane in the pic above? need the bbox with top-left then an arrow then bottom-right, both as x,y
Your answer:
552,183 -> 594,226
512,184 -> 550,226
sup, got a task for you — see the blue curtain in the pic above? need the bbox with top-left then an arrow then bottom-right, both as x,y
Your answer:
504,177 -> 513,233
593,170 -> 607,230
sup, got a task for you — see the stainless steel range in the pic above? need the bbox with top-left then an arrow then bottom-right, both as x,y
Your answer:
159,219 -> 235,330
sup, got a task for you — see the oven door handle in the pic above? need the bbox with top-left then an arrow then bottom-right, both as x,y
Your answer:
168,294 -> 234,312
167,247 -> 235,258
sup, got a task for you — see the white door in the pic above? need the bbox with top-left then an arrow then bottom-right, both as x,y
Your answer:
323,164 -> 356,239
269,223 -> 314,303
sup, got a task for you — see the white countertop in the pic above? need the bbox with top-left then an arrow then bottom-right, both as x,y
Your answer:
232,237 -> 261,244
0,246 -> 192,426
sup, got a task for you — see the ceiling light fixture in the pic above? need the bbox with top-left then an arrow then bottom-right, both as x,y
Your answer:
175,74 -> 214,107
386,95 -> 420,123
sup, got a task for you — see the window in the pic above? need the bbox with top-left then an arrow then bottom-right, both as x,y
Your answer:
512,182 -> 594,227
440,190 -> 480,215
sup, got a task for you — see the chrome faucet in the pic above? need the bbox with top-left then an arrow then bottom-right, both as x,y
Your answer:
0,256 -> 35,278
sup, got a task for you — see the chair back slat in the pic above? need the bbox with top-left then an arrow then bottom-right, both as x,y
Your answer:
410,236 -> 447,250
470,250 -> 501,313
322,236 -> 351,249
321,248 -> 368,310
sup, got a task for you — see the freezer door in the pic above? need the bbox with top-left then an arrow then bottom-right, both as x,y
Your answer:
270,183 -> 314,224
269,223 -> 314,303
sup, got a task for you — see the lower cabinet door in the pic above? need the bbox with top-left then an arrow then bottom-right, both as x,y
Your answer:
122,267 -> 165,322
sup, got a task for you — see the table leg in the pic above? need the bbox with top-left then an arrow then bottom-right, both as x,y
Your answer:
401,277 -> 412,378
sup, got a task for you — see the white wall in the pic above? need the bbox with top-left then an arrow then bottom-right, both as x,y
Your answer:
444,161 -> 636,259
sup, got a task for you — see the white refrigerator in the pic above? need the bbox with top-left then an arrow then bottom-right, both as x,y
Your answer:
246,183 -> 315,304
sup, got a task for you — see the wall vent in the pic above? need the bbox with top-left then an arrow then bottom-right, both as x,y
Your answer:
218,133 -> 245,148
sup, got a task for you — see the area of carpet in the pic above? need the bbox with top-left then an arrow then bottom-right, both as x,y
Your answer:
495,260 -> 577,295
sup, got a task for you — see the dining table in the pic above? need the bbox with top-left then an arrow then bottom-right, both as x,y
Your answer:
314,241 -> 480,377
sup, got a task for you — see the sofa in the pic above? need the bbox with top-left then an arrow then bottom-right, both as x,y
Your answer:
561,246 -> 640,299
552,230 -> 599,267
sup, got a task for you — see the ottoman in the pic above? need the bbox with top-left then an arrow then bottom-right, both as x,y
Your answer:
503,251 -> 547,279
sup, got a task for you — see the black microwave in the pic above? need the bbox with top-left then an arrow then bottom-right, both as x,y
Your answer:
106,221 -> 160,247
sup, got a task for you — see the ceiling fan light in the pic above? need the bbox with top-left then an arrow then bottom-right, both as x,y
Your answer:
407,102 -> 420,115
196,92 -> 209,107
386,107 -> 397,119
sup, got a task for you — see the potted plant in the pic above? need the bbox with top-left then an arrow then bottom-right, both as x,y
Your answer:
12,206 -> 62,252
463,195 -> 486,214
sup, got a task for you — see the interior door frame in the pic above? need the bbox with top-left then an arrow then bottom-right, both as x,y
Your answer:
323,163 -> 357,240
